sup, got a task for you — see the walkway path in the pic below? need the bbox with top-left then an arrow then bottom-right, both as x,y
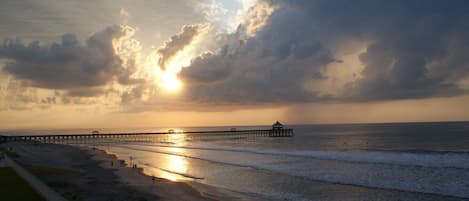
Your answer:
4,154 -> 68,201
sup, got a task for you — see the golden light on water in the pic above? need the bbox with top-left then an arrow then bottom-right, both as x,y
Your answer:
158,132 -> 188,181
159,149 -> 188,181
156,144 -> 188,181
168,147 -> 184,153
170,133 -> 185,143
166,128 -> 186,143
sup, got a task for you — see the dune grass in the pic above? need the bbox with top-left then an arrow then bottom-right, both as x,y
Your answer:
27,166 -> 77,189
27,166 -> 75,177
0,167 -> 46,201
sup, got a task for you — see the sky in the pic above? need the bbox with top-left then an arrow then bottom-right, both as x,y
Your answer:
1,0 -> 469,129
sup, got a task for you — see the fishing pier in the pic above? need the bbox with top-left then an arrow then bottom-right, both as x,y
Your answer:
0,122 -> 293,144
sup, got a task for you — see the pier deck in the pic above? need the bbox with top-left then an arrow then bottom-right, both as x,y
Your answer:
0,129 -> 293,144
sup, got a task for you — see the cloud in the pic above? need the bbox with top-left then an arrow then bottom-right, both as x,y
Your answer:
0,25 -> 142,97
180,51 -> 232,85
238,0 -> 277,38
2,0 -> 469,113
0,78 -> 40,110
179,0 -> 469,105
157,24 -> 206,70
179,0 -> 337,104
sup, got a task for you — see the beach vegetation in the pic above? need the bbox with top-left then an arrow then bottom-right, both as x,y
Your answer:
0,167 -> 47,201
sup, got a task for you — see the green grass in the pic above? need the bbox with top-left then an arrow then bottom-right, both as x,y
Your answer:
27,166 -> 77,188
0,167 -> 47,201
27,166 -> 75,176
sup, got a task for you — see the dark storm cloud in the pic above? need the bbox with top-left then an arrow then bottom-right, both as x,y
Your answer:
180,0 -> 469,104
0,26 -> 141,96
329,0 -> 469,101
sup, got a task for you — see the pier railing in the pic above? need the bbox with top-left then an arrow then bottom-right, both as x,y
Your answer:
0,128 -> 293,144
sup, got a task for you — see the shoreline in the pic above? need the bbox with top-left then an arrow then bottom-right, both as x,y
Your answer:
1,142 -> 248,201
86,146 -> 248,201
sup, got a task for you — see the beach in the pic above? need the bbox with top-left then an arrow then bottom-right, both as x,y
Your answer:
2,122 -> 469,201
1,142 -> 247,201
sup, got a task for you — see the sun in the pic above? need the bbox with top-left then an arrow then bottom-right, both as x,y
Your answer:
162,73 -> 182,92
150,62 -> 183,93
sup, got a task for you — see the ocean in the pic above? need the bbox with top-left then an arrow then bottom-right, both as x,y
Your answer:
3,122 -> 469,201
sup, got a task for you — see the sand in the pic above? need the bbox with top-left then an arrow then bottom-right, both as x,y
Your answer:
1,142 -> 248,201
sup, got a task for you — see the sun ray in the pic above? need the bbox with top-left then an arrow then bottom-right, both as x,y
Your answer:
162,73 -> 182,92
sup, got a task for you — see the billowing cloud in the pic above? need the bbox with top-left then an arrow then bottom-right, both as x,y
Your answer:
0,78 -> 38,110
238,0 -> 277,38
0,77 -> 62,111
157,24 -> 205,70
179,0 -> 469,105
2,0 -> 469,113
0,25 -> 143,97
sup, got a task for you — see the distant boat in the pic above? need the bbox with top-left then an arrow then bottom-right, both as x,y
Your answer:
91,130 -> 100,135
168,129 -> 175,134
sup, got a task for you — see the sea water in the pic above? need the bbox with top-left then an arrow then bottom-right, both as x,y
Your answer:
4,122 -> 469,201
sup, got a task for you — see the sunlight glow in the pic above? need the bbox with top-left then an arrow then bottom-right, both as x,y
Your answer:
170,133 -> 185,143
160,153 -> 188,181
162,73 -> 182,92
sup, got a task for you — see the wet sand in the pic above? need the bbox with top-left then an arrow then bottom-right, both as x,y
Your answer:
2,142 -> 247,201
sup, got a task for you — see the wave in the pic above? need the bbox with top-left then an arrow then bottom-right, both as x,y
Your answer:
139,162 -> 204,180
129,142 -> 469,169
111,144 -> 469,199
114,145 -> 265,170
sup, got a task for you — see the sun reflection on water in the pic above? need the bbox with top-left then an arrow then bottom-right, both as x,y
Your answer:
159,135 -> 187,181
145,129 -> 190,181
167,129 -> 186,145
168,147 -> 183,153
170,133 -> 185,143
160,152 -> 188,181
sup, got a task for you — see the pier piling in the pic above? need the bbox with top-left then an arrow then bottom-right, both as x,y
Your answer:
0,128 -> 293,144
